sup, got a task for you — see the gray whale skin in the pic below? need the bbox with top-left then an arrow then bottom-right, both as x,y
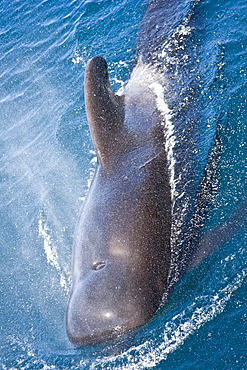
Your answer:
66,56 -> 172,346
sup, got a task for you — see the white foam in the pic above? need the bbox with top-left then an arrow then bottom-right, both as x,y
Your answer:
71,49 -> 87,67
149,81 -> 177,204
38,213 -> 70,293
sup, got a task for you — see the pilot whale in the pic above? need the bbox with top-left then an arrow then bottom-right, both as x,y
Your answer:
65,0 -> 245,348
66,56 -> 172,346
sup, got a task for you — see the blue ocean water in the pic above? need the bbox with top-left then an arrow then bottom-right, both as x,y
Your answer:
0,0 -> 246,368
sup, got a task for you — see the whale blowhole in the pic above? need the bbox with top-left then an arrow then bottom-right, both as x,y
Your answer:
92,261 -> 106,271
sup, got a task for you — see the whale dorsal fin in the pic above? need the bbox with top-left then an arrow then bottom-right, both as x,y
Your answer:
84,57 -> 125,168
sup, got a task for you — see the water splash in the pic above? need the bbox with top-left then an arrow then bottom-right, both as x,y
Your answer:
149,81 -> 176,204
38,211 -> 70,294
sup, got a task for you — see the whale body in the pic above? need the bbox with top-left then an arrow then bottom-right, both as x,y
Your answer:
66,57 -> 172,346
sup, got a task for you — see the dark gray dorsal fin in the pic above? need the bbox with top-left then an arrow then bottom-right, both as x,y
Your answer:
84,57 -> 125,168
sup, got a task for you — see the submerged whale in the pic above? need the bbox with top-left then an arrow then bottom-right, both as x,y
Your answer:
66,56 -> 172,345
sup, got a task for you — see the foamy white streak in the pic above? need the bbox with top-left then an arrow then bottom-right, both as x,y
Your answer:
38,215 -> 69,293
149,81 -> 176,204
